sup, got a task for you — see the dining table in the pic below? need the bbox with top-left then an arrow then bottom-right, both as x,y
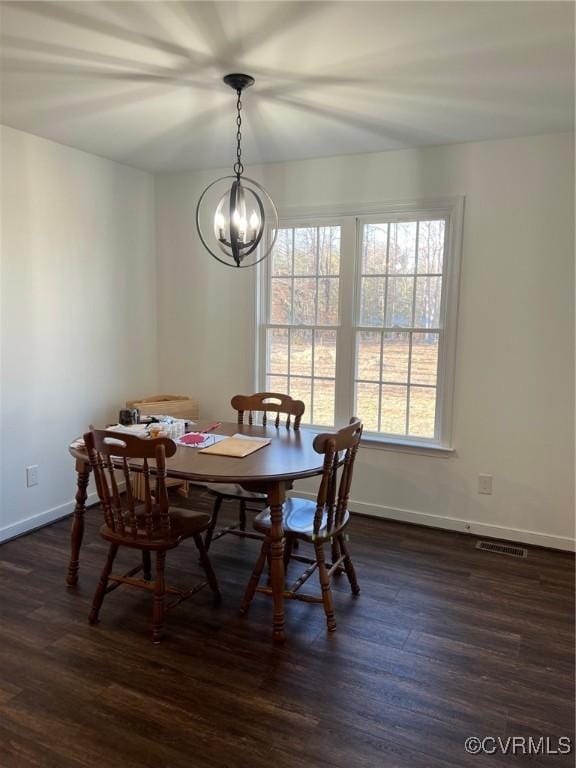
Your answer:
66,420 -> 326,642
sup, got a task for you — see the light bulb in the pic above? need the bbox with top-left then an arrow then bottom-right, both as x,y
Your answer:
232,209 -> 241,226
214,209 -> 226,241
249,211 -> 260,230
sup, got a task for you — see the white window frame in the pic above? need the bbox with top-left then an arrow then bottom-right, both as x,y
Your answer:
256,197 -> 464,453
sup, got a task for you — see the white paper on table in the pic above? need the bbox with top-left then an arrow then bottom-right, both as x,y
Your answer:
107,424 -> 150,436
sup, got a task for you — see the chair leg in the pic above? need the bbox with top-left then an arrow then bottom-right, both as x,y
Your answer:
239,500 -> 247,531
205,495 -> 223,551
266,545 -> 272,586
142,551 -> 152,581
89,543 -> 119,625
338,534 -> 360,596
193,534 -> 221,604
331,536 -> 344,575
283,535 -> 294,572
315,542 -> 337,632
151,550 -> 167,644
240,541 -> 270,614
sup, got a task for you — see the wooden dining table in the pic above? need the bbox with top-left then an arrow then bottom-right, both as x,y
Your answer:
67,421 -> 326,642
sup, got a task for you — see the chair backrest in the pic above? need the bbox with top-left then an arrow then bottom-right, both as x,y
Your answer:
84,428 -> 177,540
231,392 -> 305,430
312,418 -> 363,534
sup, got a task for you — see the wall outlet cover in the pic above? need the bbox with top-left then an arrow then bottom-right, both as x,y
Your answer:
26,465 -> 39,487
478,474 -> 493,495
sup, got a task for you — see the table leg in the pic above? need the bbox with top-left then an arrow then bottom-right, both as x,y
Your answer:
267,481 -> 286,643
66,460 -> 91,587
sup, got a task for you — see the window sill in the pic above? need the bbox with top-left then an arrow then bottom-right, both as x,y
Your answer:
360,434 -> 455,457
302,425 -> 455,457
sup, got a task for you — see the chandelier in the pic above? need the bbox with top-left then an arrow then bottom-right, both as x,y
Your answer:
195,74 -> 278,268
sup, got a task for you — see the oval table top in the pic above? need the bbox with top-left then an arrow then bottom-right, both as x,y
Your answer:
69,421 -> 325,485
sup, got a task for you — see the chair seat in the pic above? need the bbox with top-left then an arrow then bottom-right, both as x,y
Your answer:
205,483 -> 267,502
101,506 -> 211,549
253,497 -> 350,541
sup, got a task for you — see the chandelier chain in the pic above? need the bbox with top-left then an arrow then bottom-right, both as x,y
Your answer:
234,89 -> 244,178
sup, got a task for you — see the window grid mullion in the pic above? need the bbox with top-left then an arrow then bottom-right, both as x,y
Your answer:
289,228 -> 295,326
287,328 -> 292,393
378,223 -> 391,432
314,228 -> 320,325
355,325 -> 441,333
404,333 -> 412,435
287,229 -> 295,395
312,228 -> 319,422
290,273 -> 339,278
377,336 -> 384,433
404,222 -> 420,435
265,323 -> 340,331
263,252 -> 272,390
352,222 -> 362,424
355,378 -> 436,388
360,272 -> 442,278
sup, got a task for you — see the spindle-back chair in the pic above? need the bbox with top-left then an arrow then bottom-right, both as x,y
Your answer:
204,392 -> 305,550
231,392 -> 305,429
85,428 -> 220,643
240,418 -> 363,631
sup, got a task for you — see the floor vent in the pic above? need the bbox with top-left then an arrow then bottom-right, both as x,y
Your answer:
476,540 -> 528,558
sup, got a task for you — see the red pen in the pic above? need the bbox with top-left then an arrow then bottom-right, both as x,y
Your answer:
202,421 -> 222,433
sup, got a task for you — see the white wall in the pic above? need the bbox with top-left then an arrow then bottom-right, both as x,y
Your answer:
2,129 -> 572,549
155,133 -> 575,550
0,126 -> 158,540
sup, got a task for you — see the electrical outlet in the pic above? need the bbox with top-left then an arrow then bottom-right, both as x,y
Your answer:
478,474 -> 493,495
26,465 -> 39,487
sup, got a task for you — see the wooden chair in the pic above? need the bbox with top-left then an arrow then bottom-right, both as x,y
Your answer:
204,392 -> 305,550
84,428 -> 220,644
240,418 -> 363,632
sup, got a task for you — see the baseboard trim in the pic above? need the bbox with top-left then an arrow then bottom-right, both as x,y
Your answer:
290,491 -> 576,552
2,490 -> 573,553
0,492 -> 99,544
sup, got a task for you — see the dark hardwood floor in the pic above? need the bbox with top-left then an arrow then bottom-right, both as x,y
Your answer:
0,489 -> 574,768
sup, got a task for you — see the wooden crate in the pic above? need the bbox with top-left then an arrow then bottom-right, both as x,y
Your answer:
131,471 -> 189,502
126,394 -> 199,421
126,394 -> 198,500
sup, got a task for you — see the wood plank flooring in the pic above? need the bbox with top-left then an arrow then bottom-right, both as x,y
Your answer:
0,489 -> 574,768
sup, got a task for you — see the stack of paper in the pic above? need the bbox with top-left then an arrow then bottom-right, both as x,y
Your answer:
107,424 -> 150,437
198,433 -> 271,457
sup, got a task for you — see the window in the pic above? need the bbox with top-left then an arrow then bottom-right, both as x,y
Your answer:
265,225 -> 341,426
258,199 -> 463,449
356,219 -> 445,438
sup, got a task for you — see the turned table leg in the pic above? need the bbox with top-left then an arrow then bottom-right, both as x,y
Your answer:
66,459 -> 91,587
267,481 -> 286,643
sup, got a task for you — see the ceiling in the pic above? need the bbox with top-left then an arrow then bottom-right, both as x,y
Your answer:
1,1 -> 574,173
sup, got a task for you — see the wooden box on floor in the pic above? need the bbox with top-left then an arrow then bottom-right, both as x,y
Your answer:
131,471 -> 189,502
